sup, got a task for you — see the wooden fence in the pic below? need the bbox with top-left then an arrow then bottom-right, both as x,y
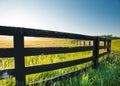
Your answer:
0,26 -> 111,86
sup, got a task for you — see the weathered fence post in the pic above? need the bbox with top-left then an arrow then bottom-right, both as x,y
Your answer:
80,41 -> 81,46
84,41 -> 86,46
89,41 -> 91,46
14,28 -> 26,86
92,37 -> 99,68
107,40 -> 111,58
109,40 -> 111,53
104,40 -> 106,46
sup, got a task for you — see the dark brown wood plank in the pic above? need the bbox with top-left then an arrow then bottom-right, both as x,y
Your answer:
98,52 -> 108,57
24,46 -> 94,56
0,26 -> 95,40
99,37 -> 107,41
0,26 -> 19,36
99,37 -> 111,41
23,28 -> 95,40
0,48 -> 14,57
25,57 -> 92,75
14,30 -> 26,86
92,37 -> 99,68
0,26 -> 111,41
99,46 -> 108,49
0,46 -> 93,57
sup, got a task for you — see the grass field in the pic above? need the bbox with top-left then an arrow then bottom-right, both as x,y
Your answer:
0,37 -> 119,86
51,39 -> 120,86
111,39 -> 120,51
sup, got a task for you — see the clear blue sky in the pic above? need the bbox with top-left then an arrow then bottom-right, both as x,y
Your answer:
0,0 -> 120,36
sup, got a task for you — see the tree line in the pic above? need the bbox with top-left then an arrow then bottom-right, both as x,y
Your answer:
99,35 -> 120,40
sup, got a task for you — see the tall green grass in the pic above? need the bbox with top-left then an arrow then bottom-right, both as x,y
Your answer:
48,39 -> 120,86
50,52 -> 120,86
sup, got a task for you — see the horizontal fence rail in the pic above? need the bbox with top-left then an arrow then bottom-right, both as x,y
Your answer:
25,57 -> 92,75
0,26 -> 111,86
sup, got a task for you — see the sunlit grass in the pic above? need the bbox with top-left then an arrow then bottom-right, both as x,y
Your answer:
53,54 -> 120,86
0,58 -> 14,70
111,39 -> 120,51
48,39 -> 120,86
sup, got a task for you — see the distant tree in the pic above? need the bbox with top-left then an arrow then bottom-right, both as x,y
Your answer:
99,35 -> 120,40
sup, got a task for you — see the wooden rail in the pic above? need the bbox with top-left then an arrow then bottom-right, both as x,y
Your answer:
0,26 -> 111,86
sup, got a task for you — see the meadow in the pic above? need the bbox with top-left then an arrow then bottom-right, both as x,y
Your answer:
50,39 -> 120,86
0,36 -> 118,86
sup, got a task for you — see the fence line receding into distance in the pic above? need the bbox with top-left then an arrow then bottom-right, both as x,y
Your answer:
0,26 -> 111,86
